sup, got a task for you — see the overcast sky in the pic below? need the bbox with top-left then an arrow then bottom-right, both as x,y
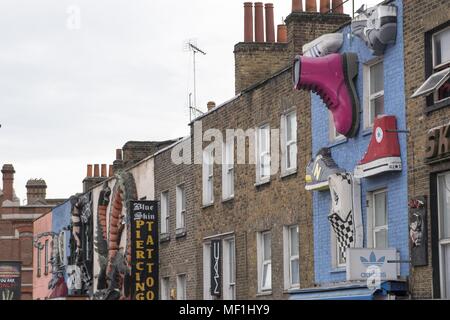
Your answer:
0,0 -> 381,202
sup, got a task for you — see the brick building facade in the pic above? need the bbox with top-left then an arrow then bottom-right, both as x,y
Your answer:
404,0 -> 450,299
191,2 -> 350,300
0,164 -> 64,300
154,137 -> 199,300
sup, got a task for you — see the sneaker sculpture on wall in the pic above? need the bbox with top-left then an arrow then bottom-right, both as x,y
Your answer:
293,52 -> 360,138
351,4 -> 398,56
305,148 -> 345,191
303,33 -> 344,58
328,173 -> 363,262
354,115 -> 402,179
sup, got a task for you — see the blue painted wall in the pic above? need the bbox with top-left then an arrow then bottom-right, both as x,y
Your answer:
311,0 -> 409,285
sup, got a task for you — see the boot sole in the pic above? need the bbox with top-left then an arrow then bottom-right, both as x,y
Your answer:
342,52 -> 360,138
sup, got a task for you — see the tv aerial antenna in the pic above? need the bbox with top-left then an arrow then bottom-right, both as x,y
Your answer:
184,39 -> 207,122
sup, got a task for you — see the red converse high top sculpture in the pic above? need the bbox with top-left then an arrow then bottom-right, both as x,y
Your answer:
354,115 -> 402,178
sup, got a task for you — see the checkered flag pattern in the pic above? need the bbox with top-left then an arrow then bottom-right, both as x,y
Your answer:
328,211 -> 355,261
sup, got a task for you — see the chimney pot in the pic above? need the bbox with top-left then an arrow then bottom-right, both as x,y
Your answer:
87,164 -> 93,178
207,101 -> 216,111
94,164 -> 100,178
109,165 -> 114,177
244,2 -> 254,42
277,24 -> 287,43
101,164 -> 107,177
292,0 -> 303,12
306,0 -> 317,12
332,0 -> 344,14
320,0 -> 330,13
264,3 -> 275,43
254,2 -> 264,42
116,149 -> 123,161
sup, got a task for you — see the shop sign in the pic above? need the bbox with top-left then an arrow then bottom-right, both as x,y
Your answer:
130,201 -> 159,300
210,240 -> 221,297
409,197 -> 428,267
426,123 -> 450,162
0,261 -> 21,300
346,249 -> 399,282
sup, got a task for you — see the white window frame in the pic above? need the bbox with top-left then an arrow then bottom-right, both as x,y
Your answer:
44,239 -> 49,275
257,231 -> 272,293
281,111 -> 298,175
176,184 -> 186,230
432,26 -> 450,70
160,191 -> 169,234
283,225 -> 300,290
437,172 -> 450,298
222,139 -> 235,200
202,148 -> 214,206
222,237 -> 236,300
364,59 -> 384,130
176,273 -> 187,300
202,242 -> 213,300
256,124 -> 271,184
329,111 -> 345,142
367,189 -> 389,249
331,230 -> 346,269
160,277 -> 170,300
37,246 -> 42,277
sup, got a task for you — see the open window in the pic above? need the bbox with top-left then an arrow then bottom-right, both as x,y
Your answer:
412,67 -> 450,99
413,24 -> 450,111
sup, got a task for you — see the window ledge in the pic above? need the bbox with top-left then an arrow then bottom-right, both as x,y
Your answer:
425,97 -> 450,114
283,286 -> 300,294
255,179 -> 271,188
281,169 -> 297,179
331,267 -> 346,274
362,128 -> 373,136
160,233 -> 170,243
222,196 -> 235,203
256,291 -> 273,297
328,138 -> 348,148
202,203 -> 214,209
175,228 -> 187,239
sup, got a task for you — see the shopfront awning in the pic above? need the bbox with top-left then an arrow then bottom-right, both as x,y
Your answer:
289,281 -> 407,300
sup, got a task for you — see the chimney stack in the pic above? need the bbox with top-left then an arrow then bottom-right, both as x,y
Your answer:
244,2 -> 254,42
207,101 -> 216,111
332,0 -> 344,14
1,164 -> 15,202
305,0 -> 317,12
94,164 -> 100,178
292,0 -> 303,12
320,0 -> 330,13
254,3 -> 264,42
277,24 -> 287,43
26,179 -> 47,205
265,3 -> 275,43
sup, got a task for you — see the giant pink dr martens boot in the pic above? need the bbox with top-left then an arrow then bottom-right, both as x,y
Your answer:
293,53 -> 360,138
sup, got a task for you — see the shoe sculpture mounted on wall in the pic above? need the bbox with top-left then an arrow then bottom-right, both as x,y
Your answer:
328,173 -> 363,262
351,4 -> 398,56
305,148 -> 345,191
303,33 -> 344,58
293,53 -> 360,138
354,115 -> 402,178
